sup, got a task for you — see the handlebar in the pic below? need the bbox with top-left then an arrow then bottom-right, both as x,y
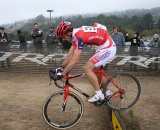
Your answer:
49,68 -> 85,89
49,68 -> 65,88
49,66 -> 104,89
49,68 -> 56,80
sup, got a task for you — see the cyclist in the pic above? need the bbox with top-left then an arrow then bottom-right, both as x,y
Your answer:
56,20 -> 116,102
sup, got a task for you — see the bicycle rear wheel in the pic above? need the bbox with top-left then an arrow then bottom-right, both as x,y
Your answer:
43,90 -> 83,129
104,72 -> 141,111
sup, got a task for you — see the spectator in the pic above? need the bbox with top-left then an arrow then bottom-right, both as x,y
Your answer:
148,34 -> 160,71
17,30 -> 27,52
111,26 -> 125,54
139,34 -> 146,54
31,23 -> 43,54
125,32 -> 140,70
45,26 -> 57,54
140,34 -> 146,47
0,27 -> 11,69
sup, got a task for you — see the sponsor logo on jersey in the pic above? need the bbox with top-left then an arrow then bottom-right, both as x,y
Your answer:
88,36 -> 104,41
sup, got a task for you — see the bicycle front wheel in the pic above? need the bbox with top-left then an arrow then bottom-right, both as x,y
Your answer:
105,72 -> 141,111
43,91 -> 83,129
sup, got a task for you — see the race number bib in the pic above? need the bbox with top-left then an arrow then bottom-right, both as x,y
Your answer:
82,26 -> 97,33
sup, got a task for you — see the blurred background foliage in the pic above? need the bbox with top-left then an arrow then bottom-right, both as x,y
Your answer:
2,8 -> 160,41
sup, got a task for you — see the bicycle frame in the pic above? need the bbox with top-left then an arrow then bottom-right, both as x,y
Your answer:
99,69 -> 125,100
63,67 -> 124,105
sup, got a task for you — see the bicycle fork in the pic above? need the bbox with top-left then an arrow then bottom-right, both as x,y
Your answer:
61,102 -> 67,112
61,85 -> 69,112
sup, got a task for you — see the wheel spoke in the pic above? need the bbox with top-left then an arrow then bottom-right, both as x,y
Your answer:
106,73 -> 141,110
43,91 -> 83,129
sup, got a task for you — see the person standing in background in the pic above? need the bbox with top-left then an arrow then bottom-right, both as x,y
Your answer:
111,26 -> 125,54
45,26 -> 57,54
17,29 -> 27,52
125,32 -> 140,70
0,27 -> 11,69
31,23 -> 43,54
148,34 -> 160,71
139,34 -> 146,55
140,34 -> 146,47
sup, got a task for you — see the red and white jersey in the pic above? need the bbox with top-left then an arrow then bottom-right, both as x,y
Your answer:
72,24 -> 113,49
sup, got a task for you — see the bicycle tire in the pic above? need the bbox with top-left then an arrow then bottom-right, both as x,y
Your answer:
104,72 -> 141,111
43,90 -> 83,129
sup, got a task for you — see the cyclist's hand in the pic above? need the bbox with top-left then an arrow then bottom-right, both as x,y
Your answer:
49,68 -> 63,80
1,39 -> 7,42
57,73 -> 63,80
56,67 -> 64,80
56,67 -> 63,74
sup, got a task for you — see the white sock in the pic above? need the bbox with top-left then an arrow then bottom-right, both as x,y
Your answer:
95,90 -> 103,97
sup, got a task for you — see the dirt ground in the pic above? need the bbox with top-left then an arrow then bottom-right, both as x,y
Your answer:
0,73 -> 160,130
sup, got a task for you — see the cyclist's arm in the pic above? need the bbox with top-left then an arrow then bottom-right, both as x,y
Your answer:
62,46 -> 75,68
62,48 -> 82,75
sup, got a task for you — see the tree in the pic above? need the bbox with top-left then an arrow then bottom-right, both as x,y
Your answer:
35,14 -> 46,23
158,18 -> 160,29
142,13 -> 153,30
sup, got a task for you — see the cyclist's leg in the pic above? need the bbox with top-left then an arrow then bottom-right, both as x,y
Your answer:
85,43 -> 116,102
92,67 -> 108,92
93,68 -> 107,87
84,61 -> 100,91
84,61 -> 104,102
89,43 -> 116,98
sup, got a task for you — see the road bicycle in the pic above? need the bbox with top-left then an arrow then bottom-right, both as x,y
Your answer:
43,66 -> 141,129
